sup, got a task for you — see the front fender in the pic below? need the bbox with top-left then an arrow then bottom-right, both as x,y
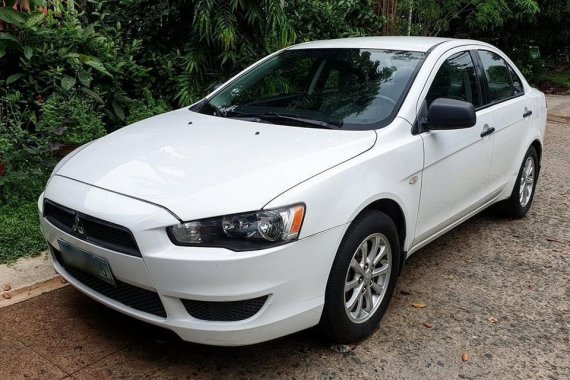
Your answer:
264,120 -> 424,252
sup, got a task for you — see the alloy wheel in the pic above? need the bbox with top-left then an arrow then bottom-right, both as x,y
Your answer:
519,156 -> 535,207
344,233 -> 392,323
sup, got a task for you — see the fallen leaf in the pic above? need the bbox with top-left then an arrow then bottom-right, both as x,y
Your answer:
330,344 -> 355,354
2,293 -> 11,300
412,302 -> 427,309
60,277 -> 67,284
488,316 -> 498,323
462,352 -> 470,362
422,322 -> 433,329
3,284 -> 11,291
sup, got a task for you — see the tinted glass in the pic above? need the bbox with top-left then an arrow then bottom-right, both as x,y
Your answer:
478,50 -> 514,102
200,49 -> 425,130
426,51 -> 481,107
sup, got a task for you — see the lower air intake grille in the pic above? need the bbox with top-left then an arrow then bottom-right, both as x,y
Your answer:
182,296 -> 268,321
53,247 -> 166,318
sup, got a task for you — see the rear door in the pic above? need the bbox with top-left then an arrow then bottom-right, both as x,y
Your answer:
475,50 -> 532,194
413,49 -> 495,246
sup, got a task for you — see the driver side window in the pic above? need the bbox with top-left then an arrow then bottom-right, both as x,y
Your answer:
426,51 -> 481,108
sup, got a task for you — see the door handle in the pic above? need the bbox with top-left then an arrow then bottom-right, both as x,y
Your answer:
523,109 -> 533,118
480,126 -> 495,138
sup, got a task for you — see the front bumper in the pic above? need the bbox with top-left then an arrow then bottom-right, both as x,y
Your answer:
39,176 -> 345,346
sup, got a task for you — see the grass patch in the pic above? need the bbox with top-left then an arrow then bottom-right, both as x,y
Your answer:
537,71 -> 570,92
0,200 -> 46,265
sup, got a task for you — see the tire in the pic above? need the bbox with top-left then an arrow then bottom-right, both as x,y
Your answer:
319,209 -> 401,343
497,146 -> 539,218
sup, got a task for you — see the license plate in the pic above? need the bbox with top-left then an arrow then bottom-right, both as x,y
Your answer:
58,240 -> 116,287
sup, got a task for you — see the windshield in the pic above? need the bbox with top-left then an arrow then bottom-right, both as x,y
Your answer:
198,48 -> 425,130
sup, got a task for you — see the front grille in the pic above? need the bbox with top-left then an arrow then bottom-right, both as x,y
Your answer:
44,199 -> 141,257
182,296 -> 268,321
53,247 -> 166,318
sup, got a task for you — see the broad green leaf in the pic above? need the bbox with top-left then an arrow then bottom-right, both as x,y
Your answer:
0,44 -> 5,59
0,33 -> 19,43
23,46 -> 33,60
0,8 -> 26,27
61,75 -> 76,91
77,70 -> 91,86
81,56 -> 113,77
24,12 -> 45,28
112,101 -> 125,121
6,73 -> 23,85
80,87 -> 104,104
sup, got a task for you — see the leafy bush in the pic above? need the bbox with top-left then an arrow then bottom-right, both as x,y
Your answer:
285,0 -> 382,41
1,5 -> 151,130
37,94 -> 106,146
0,91 -> 52,204
126,89 -> 170,125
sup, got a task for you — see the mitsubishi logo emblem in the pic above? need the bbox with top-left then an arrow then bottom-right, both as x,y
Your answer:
72,215 -> 85,236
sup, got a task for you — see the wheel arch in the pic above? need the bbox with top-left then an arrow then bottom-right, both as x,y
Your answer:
531,139 -> 542,164
354,198 -> 408,272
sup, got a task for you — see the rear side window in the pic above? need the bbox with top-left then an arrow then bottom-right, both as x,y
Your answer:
426,51 -> 481,108
478,50 -> 515,103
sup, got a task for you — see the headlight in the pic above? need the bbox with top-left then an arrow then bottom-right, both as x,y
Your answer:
167,204 -> 305,251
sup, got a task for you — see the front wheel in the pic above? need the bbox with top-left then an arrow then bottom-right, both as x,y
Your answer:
320,209 -> 400,343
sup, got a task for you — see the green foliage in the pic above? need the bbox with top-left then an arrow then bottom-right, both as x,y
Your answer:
37,94 -> 106,146
1,6 -> 151,129
173,0 -> 296,107
537,71 -> 570,91
126,89 -> 170,125
285,0 -> 382,42
0,91 -> 53,205
398,0 -> 539,36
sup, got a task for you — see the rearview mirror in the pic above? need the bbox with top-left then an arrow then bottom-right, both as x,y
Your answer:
427,98 -> 476,130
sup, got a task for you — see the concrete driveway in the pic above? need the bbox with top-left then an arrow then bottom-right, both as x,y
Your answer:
1,96 -> 569,380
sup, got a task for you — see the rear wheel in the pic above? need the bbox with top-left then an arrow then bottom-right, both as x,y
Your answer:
320,209 -> 400,343
498,146 -> 539,218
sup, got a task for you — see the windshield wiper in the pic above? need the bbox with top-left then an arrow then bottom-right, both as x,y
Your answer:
257,112 -> 342,129
226,111 -> 340,129
220,109 -> 342,129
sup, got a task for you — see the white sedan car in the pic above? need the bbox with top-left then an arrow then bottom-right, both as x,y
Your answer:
38,37 -> 546,346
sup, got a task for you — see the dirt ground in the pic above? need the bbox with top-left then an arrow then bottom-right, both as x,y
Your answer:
0,96 -> 568,380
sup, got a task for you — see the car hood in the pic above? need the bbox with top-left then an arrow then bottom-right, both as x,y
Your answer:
56,108 -> 376,221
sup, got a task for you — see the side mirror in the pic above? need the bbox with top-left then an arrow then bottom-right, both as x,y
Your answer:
427,98 -> 476,130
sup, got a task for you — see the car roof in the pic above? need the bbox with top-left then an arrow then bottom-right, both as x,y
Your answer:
289,36 -> 475,53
